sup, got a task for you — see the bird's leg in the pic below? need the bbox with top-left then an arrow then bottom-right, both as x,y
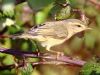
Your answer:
48,50 -> 64,60
46,46 -> 64,59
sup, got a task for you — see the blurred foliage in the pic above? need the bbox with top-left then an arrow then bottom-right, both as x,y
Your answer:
80,57 -> 100,75
27,0 -> 54,11
0,0 -> 100,75
1,0 -> 15,18
51,0 -> 71,20
0,70 -> 15,75
35,3 -> 53,24
18,63 -> 33,75
2,55 -> 15,65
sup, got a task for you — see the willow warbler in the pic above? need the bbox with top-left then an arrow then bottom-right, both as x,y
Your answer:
10,19 -> 91,55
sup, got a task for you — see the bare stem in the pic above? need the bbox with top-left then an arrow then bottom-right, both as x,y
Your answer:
0,48 -> 86,68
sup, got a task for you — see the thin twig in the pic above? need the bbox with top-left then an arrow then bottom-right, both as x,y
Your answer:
0,48 -> 86,67
0,48 -> 40,58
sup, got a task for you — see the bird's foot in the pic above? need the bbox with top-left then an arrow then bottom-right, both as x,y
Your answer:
47,50 -> 64,59
56,51 -> 64,60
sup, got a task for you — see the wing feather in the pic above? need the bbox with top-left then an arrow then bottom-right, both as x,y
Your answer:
27,21 -> 68,39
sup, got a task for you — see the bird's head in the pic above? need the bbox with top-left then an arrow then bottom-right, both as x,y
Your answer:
65,19 -> 91,39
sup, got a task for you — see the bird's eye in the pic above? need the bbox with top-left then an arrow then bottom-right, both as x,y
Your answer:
76,25 -> 81,27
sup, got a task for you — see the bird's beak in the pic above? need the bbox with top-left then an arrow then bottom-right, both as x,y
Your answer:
86,27 -> 92,30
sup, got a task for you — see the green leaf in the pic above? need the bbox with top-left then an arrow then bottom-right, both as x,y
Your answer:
20,63 -> 33,75
0,38 -> 11,48
3,55 -> 14,65
28,0 -> 54,11
50,0 -> 71,20
55,5 -> 71,20
55,0 -> 71,20
35,11 -> 47,24
8,25 -> 21,34
35,3 -> 54,24
81,58 -> 100,75
81,62 -> 95,75
2,18 -> 15,27
0,70 -> 15,75
2,0 -> 15,17
21,41 -> 29,50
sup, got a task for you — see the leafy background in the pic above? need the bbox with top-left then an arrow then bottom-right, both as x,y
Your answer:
0,0 -> 100,75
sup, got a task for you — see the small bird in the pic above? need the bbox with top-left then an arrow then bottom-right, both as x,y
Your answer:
11,19 -> 91,55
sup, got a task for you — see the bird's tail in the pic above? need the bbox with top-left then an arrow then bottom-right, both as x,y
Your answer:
0,33 -> 37,39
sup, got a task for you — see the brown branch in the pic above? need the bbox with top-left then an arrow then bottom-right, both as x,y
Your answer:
43,54 -> 86,66
0,48 -> 40,58
0,48 -> 86,67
